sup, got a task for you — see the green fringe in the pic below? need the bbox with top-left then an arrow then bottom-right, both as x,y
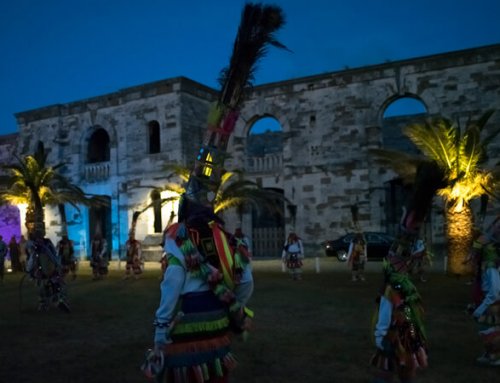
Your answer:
180,239 -> 197,257
214,358 -> 223,377
386,271 -> 426,340
172,317 -> 230,335
167,255 -> 182,267
202,363 -> 209,380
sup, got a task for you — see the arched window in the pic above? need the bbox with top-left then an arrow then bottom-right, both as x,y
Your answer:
148,120 -> 160,154
382,97 -> 427,152
246,116 -> 283,172
383,97 -> 427,118
249,116 -> 282,135
87,128 -> 110,163
151,190 -> 162,233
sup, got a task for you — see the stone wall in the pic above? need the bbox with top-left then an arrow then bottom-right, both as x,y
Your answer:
6,44 -> 500,256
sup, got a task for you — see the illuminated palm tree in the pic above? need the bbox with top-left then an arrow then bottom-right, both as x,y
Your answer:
0,142 -> 103,239
134,163 -> 286,225
372,110 -> 499,275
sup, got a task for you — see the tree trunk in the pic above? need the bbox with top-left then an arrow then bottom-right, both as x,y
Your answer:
445,205 -> 474,276
58,203 -> 68,237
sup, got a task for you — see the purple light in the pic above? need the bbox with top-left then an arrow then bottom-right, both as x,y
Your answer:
0,205 -> 22,243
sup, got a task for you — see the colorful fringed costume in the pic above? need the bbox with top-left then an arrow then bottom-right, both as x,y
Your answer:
281,232 -> 304,280
143,4 -> 286,381
347,233 -> 367,282
370,161 -> 445,383
150,217 -> 253,383
469,221 -> 500,366
371,264 -> 428,380
57,236 -> 77,280
90,234 -> 109,280
26,236 -> 70,312
124,236 -> 143,279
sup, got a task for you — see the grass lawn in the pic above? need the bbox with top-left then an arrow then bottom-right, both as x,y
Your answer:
0,257 -> 497,383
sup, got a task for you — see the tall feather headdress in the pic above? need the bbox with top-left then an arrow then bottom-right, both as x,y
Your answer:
182,3 -> 287,218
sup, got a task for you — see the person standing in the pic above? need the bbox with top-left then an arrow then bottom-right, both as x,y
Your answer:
143,199 -> 254,382
282,231 -> 304,280
347,232 -> 367,282
370,243 -> 428,383
410,239 -> 430,283
25,233 -> 69,312
8,235 -> 21,272
468,217 -> 500,366
0,235 -> 7,283
123,229 -> 143,280
57,235 -> 77,280
90,233 -> 109,280
19,235 -> 27,272
370,161 -> 445,383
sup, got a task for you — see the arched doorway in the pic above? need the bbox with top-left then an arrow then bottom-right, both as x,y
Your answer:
246,116 -> 285,256
381,96 -> 428,235
88,196 -> 112,258
251,188 -> 285,257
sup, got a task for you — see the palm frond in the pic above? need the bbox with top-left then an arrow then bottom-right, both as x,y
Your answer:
162,162 -> 191,182
404,118 -> 456,170
460,125 -> 481,177
368,148 -> 423,183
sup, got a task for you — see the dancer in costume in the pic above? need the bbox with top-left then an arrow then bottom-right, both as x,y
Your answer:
19,235 -> 27,272
26,232 -> 70,312
90,232 -> 109,280
347,232 -> 367,282
370,242 -> 428,383
142,4 -> 286,381
282,231 -> 304,280
468,217 -> 500,366
145,200 -> 254,382
8,235 -> 21,272
370,162 -> 445,383
123,229 -> 143,280
409,239 -> 430,283
57,235 -> 77,280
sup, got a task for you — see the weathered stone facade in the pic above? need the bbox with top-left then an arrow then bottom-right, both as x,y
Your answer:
6,44 -> 500,257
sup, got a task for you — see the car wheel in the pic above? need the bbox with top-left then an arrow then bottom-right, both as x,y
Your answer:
337,249 -> 348,262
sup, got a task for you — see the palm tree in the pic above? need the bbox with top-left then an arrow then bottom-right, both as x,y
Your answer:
133,163 -> 287,226
371,110 -> 499,275
0,142 -> 104,239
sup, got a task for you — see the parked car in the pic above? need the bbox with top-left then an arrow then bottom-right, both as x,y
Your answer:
323,232 -> 395,261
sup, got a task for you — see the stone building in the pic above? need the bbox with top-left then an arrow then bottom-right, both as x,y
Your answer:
4,43 -> 500,258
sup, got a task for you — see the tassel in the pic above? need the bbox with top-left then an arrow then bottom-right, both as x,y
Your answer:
174,368 -> 182,382
201,363 -> 209,381
223,353 -> 238,370
214,358 -> 224,377
181,367 -> 188,383
416,346 -> 428,368
193,365 -> 205,383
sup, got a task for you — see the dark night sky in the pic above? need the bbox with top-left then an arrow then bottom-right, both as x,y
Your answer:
1,0 -> 499,135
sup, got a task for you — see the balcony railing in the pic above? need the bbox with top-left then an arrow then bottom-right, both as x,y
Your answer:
84,162 -> 110,183
246,154 -> 283,173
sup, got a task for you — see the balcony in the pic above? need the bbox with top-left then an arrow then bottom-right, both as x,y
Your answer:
84,162 -> 110,183
246,154 -> 283,173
